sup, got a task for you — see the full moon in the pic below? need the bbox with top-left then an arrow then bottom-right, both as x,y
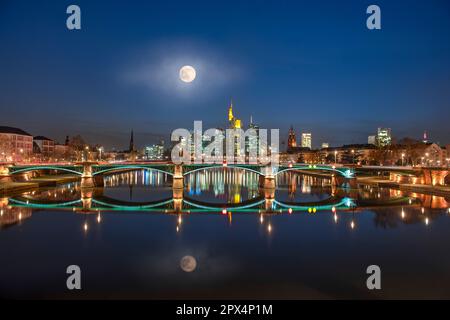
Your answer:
179,65 -> 196,83
180,255 -> 197,272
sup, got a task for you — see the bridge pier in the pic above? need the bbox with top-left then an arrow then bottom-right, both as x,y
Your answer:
173,187 -> 183,212
421,168 -> 449,186
81,188 -> 93,211
389,173 -> 412,184
333,187 -> 358,200
259,175 -> 275,189
0,163 -> 13,183
259,174 -> 275,212
264,198 -> 274,212
332,175 -> 357,188
172,164 -> 184,190
172,164 -> 184,212
413,193 -> 449,209
78,161 -> 103,188
0,197 -> 8,209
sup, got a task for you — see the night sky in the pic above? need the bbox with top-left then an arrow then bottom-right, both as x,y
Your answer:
1,0 -> 449,149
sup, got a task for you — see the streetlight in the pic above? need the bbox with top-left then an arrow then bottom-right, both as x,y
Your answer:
401,153 -> 405,166
425,153 -> 430,167
99,146 -> 104,161
334,150 -> 338,164
351,149 -> 355,164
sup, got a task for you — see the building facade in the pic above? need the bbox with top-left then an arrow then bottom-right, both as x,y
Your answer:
301,133 -> 312,149
144,144 -> 164,160
33,136 -> 55,155
0,126 -> 33,161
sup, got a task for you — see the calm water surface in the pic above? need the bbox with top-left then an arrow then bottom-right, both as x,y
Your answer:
1,169 -> 450,299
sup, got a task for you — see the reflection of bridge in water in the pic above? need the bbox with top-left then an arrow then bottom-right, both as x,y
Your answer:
4,186 -> 426,214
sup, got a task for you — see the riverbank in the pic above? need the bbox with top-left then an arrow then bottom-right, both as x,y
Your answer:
356,177 -> 450,197
290,170 -> 450,197
0,174 -> 79,196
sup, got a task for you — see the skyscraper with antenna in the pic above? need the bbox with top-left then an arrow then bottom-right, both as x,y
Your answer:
423,130 -> 428,143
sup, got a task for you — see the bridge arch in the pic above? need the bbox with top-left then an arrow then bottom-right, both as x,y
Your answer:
183,164 -> 262,176
444,173 -> 450,186
273,197 -> 355,211
91,197 -> 174,210
10,166 -> 83,176
8,197 -> 82,208
183,195 -> 265,211
275,165 -> 354,178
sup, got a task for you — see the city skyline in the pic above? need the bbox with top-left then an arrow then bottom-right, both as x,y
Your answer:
1,1 -> 450,148
1,108 -> 442,152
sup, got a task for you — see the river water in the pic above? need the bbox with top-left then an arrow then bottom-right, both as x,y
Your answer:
1,168 -> 449,299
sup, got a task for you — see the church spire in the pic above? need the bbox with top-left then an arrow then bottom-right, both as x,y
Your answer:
129,129 -> 135,152
288,125 -> 297,149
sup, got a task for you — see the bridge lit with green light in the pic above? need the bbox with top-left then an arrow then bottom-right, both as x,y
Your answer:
6,162 -> 356,178
7,193 -> 419,214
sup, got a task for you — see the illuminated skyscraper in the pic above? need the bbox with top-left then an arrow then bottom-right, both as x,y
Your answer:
144,143 -> 164,160
228,101 -> 242,129
301,133 -> 312,149
227,101 -> 243,157
377,128 -> 392,147
246,116 -> 260,160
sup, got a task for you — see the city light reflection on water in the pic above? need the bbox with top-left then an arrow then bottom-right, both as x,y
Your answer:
1,169 -> 450,299
185,168 -> 260,203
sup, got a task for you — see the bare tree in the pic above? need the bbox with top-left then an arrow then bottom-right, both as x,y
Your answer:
68,135 -> 86,161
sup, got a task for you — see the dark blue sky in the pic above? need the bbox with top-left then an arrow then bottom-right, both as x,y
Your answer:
1,0 -> 449,149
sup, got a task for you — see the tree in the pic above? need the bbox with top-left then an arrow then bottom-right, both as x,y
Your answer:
369,147 -> 391,165
68,135 -> 86,161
